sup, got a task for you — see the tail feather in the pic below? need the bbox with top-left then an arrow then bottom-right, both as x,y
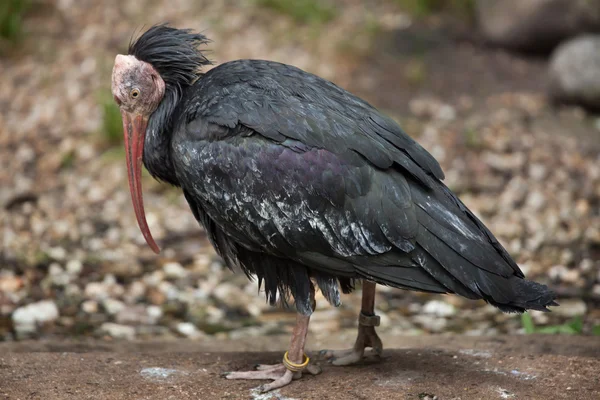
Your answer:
416,223 -> 557,313
482,277 -> 558,313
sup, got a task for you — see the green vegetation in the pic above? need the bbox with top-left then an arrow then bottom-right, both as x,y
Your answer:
521,314 -> 600,335
98,91 -> 123,148
60,150 -> 76,170
404,58 -> 427,86
100,146 -> 125,163
33,250 -> 51,266
364,13 -> 383,37
0,0 -> 30,46
463,127 -> 481,148
255,0 -> 336,25
395,0 -> 475,19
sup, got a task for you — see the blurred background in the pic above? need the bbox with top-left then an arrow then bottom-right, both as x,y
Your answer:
1,0 -> 599,344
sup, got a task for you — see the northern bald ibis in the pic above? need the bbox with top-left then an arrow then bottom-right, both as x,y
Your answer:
111,24 -> 557,392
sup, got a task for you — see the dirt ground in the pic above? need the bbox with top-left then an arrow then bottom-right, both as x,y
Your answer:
1,335 -> 599,400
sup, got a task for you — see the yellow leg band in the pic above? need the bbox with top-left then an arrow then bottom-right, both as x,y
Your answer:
283,351 -> 310,372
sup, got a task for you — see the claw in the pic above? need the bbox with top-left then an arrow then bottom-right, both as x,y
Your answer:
305,364 -> 322,375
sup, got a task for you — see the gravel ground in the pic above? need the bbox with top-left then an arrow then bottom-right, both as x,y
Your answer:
1,0 -> 599,342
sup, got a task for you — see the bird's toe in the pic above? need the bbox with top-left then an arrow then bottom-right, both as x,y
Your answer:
305,364 -> 322,375
253,363 -> 283,371
256,370 -> 294,392
317,348 -> 356,362
330,350 -> 363,366
318,349 -> 334,359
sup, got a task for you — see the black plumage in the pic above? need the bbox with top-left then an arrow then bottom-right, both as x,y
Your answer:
130,25 -> 557,316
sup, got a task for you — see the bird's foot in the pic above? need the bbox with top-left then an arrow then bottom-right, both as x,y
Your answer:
223,361 -> 321,392
319,313 -> 383,366
318,346 -> 381,366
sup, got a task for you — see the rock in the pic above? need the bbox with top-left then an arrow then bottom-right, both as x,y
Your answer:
175,322 -> 203,339
157,281 -> 180,301
577,258 -> 594,274
143,271 -> 165,287
163,262 -> 188,279
124,281 -> 146,304
413,314 -> 448,333
549,35 -> 600,110
482,151 -> 526,172
310,309 -> 341,333
528,163 -> 547,181
476,0 -> 600,53
0,274 -> 23,293
212,283 -> 253,310
553,299 -> 587,317
116,305 -> 161,325
525,190 -> 546,211
12,300 -> 60,336
48,263 -> 71,287
408,98 -> 456,121
84,282 -> 109,301
146,305 -> 163,323
146,287 -> 167,306
99,323 -> 135,340
135,325 -> 172,338
65,259 -> 83,275
560,269 -> 581,284
47,246 -> 67,261
423,300 -> 456,317
102,299 -> 125,315
81,300 -> 98,314
102,262 -> 143,279
548,264 -> 581,284
530,310 -> 550,325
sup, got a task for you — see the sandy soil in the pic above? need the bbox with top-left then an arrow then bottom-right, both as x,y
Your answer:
1,335 -> 599,399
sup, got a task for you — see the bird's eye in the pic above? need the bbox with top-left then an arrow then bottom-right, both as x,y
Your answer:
130,88 -> 140,99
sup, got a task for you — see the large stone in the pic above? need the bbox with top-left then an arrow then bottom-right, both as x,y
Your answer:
548,35 -> 600,110
476,0 -> 600,52
12,300 -> 60,336
175,322 -> 204,339
99,323 -> 135,340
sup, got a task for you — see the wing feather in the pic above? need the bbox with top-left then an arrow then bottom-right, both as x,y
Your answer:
171,59 -> 555,312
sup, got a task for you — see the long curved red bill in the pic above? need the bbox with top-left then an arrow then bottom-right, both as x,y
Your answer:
122,111 -> 160,254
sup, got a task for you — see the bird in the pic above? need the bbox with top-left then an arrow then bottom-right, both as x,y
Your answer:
111,24 -> 557,392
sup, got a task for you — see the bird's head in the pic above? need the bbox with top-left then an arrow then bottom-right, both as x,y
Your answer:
111,24 -> 211,253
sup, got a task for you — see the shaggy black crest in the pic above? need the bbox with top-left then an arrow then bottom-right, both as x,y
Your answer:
132,25 -> 213,187
129,24 -> 212,91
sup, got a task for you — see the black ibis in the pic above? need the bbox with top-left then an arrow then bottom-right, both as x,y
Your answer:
111,25 -> 557,392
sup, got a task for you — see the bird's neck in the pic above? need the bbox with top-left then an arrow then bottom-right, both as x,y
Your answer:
143,90 -> 180,186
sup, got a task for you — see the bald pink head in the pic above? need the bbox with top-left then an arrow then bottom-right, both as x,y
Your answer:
111,54 -> 165,114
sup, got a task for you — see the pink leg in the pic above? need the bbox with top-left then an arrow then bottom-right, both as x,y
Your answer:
320,281 -> 383,365
223,288 -> 321,392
